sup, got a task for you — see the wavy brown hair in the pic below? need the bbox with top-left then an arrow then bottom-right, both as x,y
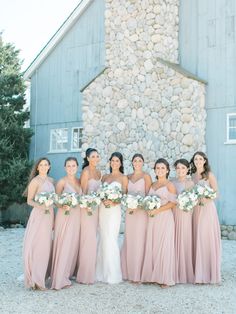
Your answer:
174,158 -> 190,175
190,151 -> 211,179
154,158 -> 170,179
23,157 -> 51,196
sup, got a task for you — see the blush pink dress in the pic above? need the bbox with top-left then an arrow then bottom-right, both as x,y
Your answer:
50,182 -> 81,289
121,178 -> 147,282
193,178 -> 221,284
23,179 -> 55,289
141,186 -> 176,285
172,179 -> 194,284
77,178 -> 100,284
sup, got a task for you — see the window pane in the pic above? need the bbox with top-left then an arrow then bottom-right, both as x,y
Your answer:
229,127 -> 236,140
50,129 -> 68,151
229,116 -> 236,127
72,128 -> 83,149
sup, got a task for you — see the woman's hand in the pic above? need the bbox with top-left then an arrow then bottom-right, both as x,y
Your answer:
103,199 -> 114,207
63,205 -> 70,212
128,208 -> 137,215
148,209 -> 158,217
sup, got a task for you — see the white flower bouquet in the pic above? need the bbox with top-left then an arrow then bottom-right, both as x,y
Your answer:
79,192 -> 101,216
34,192 -> 57,214
57,192 -> 79,215
121,194 -> 143,214
177,189 -> 198,212
141,195 -> 161,217
97,182 -> 123,208
194,184 -> 217,206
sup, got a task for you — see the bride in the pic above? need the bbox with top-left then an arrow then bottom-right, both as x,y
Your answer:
96,152 -> 128,284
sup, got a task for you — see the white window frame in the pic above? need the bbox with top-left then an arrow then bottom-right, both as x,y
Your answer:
225,113 -> 236,144
49,128 -> 68,153
71,127 -> 83,151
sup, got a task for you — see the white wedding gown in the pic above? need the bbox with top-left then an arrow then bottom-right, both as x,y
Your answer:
96,181 -> 122,284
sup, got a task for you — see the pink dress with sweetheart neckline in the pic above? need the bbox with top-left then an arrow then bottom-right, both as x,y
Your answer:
121,178 -> 147,282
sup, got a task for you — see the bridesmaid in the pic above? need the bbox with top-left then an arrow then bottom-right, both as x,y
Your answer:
51,157 -> 81,290
190,151 -> 221,284
121,153 -> 152,282
77,148 -> 101,284
141,158 -> 176,288
172,159 -> 194,284
23,157 -> 55,290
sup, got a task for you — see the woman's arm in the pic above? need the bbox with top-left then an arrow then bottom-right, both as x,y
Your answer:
144,173 -> 152,195
209,172 -> 219,197
56,178 -> 69,210
27,178 -> 45,209
122,175 -> 129,194
80,170 -> 89,194
55,178 -> 65,195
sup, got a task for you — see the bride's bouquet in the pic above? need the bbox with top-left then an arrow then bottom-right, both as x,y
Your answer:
57,192 -> 79,215
34,192 -> 57,214
121,194 -> 143,214
141,195 -> 161,217
79,192 -> 101,216
177,189 -> 198,212
97,182 -> 123,208
194,184 -> 217,206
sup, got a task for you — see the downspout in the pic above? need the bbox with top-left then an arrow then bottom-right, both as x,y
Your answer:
34,69 -> 38,158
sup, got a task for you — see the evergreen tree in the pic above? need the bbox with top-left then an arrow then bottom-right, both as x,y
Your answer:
0,37 -> 33,210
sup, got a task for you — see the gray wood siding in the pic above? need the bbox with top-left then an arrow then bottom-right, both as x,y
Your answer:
180,0 -> 236,224
29,0 -> 105,179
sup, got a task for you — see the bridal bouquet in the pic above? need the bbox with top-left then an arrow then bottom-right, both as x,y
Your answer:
141,195 -> 161,217
79,192 -> 101,216
194,184 -> 217,205
97,182 -> 123,208
177,189 -> 198,212
121,194 -> 143,214
57,192 -> 79,215
34,192 -> 57,214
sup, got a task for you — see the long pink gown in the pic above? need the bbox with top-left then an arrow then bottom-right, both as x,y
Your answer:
50,183 -> 81,289
193,178 -> 221,284
141,186 -> 176,285
77,178 -> 100,284
23,179 -> 54,289
121,178 -> 147,282
173,179 -> 194,284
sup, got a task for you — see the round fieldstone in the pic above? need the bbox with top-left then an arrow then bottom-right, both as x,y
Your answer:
228,231 -> 236,240
221,230 -> 229,237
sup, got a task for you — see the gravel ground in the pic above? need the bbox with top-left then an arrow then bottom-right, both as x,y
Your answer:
0,228 -> 235,314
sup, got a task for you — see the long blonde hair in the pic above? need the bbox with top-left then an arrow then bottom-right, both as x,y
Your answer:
23,157 -> 51,196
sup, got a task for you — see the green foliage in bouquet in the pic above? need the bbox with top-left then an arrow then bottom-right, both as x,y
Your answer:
0,37 -> 33,210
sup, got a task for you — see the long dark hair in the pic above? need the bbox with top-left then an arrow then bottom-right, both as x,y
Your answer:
190,151 -> 211,179
109,152 -> 124,174
154,158 -> 170,179
82,148 -> 98,169
174,158 -> 190,175
64,157 -> 78,166
23,157 -> 51,196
